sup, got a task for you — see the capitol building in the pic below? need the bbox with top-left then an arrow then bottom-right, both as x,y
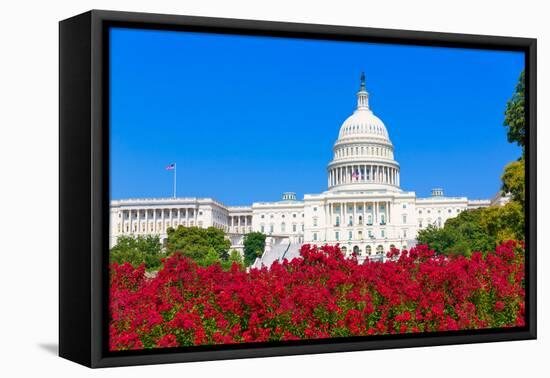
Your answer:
110,74 -> 503,263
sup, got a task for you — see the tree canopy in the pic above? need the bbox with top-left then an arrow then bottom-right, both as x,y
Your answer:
504,69 -> 525,153
243,232 -> 266,266
501,158 -> 525,208
417,202 -> 524,257
110,235 -> 164,270
166,226 -> 231,266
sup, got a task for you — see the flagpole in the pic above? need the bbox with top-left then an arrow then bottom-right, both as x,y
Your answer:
173,163 -> 177,198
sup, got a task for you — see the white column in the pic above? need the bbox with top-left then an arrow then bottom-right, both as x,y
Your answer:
131,210 -> 135,233
343,201 -> 347,227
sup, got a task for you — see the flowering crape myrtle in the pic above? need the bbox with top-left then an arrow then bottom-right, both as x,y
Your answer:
109,241 -> 525,351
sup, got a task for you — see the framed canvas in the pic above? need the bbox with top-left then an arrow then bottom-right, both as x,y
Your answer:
59,9 -> 537,368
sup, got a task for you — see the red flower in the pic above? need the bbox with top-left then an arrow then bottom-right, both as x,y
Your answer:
109,241 -> 526,350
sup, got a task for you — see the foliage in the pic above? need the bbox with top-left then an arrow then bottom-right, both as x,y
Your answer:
243,232 -> 266,266
503,70 -> 525,153
110,235 -> 163,270
166,226 -> 231,263
501,158 -> 525,207
221,250 -> 245,271
417,209 -> 495,256
417,202 -> 524,257
110,242 -> 525,350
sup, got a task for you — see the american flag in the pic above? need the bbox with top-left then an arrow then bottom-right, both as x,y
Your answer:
166,163 -> 175,170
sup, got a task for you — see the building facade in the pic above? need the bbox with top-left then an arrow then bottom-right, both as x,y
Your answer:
110,74 -> 500,258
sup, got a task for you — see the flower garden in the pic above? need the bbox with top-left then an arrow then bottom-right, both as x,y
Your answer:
109,241 -> 525,351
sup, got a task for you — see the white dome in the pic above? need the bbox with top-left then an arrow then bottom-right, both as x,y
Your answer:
338,109 -> 389,140
327,73 -> 400,193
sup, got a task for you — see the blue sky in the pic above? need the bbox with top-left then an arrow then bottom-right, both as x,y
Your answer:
110,27 -> 524,205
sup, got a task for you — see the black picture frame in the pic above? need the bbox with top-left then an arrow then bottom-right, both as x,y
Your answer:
59,9 -> 537,368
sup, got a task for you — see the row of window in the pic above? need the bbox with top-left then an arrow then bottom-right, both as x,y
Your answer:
312,228 -> 408,241
331,214 -> 407,226
418,208 -> 462,215
341,124 -> 386,137
418,217 -> 444,228
260,223 -> 304,234
334,203 -> 386,213
260,213 -> 304,219
335,145 -> 392,158
117,220 -> 197,233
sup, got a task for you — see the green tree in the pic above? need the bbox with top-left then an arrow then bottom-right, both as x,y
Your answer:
221,250 -> 245,271
417,201 -> 524,257
110,235 -> 163,270
504,70 -> 525,153
501,158 -> 525,207
166,226 -> 230,265
243,232 -> 266,266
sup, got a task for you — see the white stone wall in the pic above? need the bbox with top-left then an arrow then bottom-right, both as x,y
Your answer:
252,201 -> 304,244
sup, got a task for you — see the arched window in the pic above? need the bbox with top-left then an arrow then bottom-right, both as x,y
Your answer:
313,217 -> 318,227
348,216 -> 353,226
381,214 -> 386,225
389,244 -> 396,250
365,245 -> 372,255
281,222 -> 286,232
353,246 -> 361,256
367,214 -> 372,225
341,246 -> 347,254
376,245 -> 384,254
358,215 -> 363,225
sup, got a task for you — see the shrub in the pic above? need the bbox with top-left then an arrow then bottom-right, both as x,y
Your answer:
110,241 -> 525,350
